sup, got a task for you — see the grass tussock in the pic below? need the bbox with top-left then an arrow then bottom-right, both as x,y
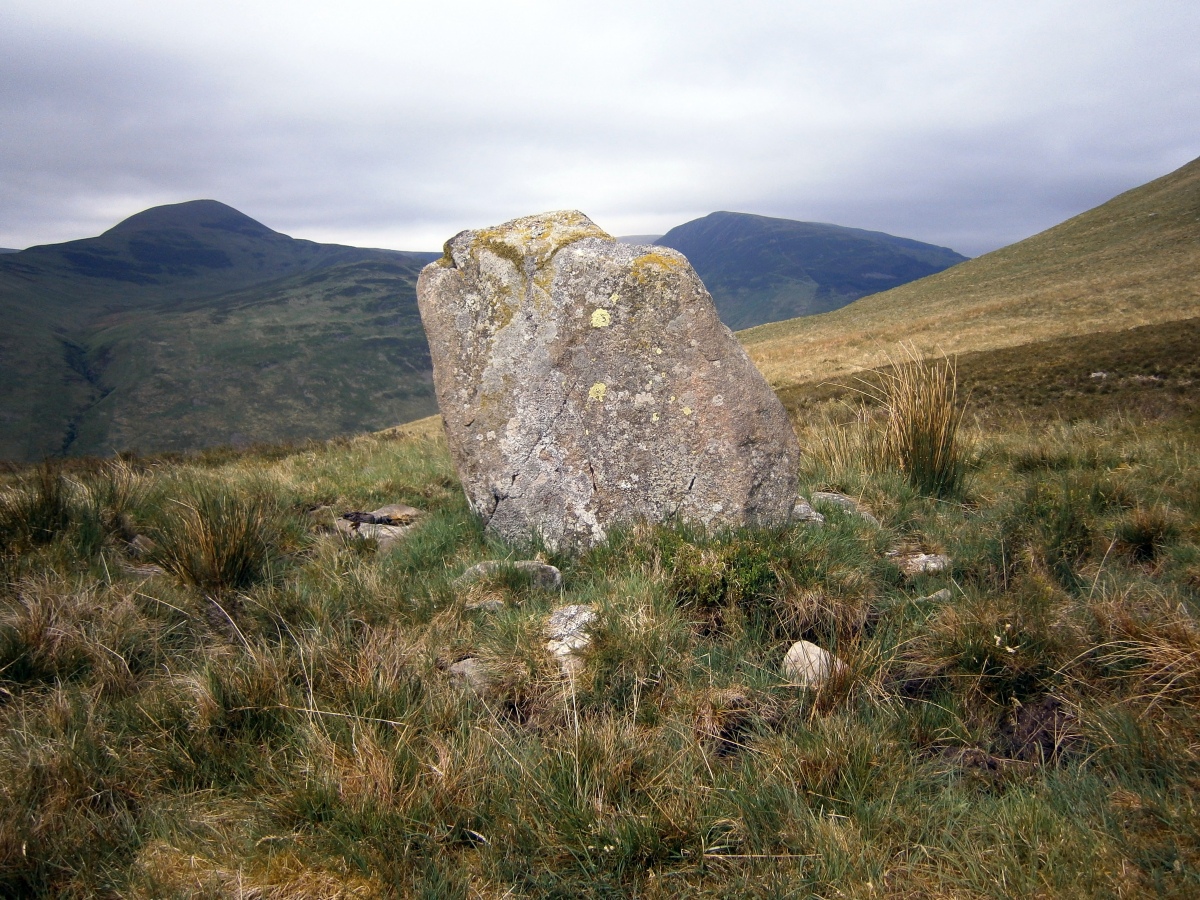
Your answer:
871,347 -> 968,498
0,386 -> 1197,895
0,462 -> 73,552
796,346 -> 968,500
149,481 -> 289,595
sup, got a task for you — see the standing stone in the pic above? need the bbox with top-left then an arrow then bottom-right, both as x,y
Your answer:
416,210 -> 800,551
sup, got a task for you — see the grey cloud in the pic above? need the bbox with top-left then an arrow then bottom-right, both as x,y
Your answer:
1,1 -> 1198,255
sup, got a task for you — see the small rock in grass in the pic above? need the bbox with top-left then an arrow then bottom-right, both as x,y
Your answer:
465,596 -> 507,613
781,639 -> 846,688
890,551 -> 952,577
127,533 -> 157,557
455,560 -> 563,591
792,498 -> 826,526
334,518 -> 412,550
545,604 -> 597,679
811,491 -> 880,527
921,588 -> 953,603
335,502 -> 422,550
448,657 -> 490,693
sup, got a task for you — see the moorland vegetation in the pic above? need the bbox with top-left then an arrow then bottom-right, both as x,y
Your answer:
0,326 -> 1196,897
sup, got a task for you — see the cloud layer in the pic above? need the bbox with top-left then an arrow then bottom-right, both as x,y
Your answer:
3,1 -> 1198,255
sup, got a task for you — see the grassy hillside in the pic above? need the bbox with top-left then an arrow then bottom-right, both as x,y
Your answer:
742,154 -> 1200,390
73,257 -> 435,455
0,201 -> 438,460
0,324 -> 1196,895
657,212 -> 966,330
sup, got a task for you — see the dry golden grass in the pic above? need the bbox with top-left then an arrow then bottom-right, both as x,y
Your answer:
741,155 -> 1200,390
375,413 -> 443,440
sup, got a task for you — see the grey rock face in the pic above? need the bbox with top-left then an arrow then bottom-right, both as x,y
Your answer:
417,210 -> 800,551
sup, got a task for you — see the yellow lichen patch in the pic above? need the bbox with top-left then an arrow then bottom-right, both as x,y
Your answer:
682,406 -> 693,416
471,212 -> 609,276
630,249 -> 687,284
490,297 -> 517,331
591,308 -> 612,328
588,382 -> 608,402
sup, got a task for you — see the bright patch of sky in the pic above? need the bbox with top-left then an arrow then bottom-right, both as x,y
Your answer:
2,0 -> 1197,255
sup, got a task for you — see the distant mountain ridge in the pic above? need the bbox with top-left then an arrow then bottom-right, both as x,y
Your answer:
6,200 -> 399,297
655,211 -> 968,330
0,201 -> 439,460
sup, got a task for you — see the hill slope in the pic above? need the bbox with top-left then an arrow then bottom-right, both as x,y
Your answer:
0,201 -> 438,459
741,155 -> 1200,389
656,212 -> 967,330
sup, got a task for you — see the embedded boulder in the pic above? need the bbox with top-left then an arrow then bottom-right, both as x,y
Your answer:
781,640 -> 846,688
416,210 -> 800,551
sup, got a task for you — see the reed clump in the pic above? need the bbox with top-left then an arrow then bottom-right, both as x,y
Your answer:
875,347 -> 968,498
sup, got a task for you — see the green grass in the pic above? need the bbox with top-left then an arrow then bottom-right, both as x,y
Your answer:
0,345 -> 1196,896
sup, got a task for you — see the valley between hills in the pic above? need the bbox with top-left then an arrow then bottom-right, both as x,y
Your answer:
1,202 -> 963,462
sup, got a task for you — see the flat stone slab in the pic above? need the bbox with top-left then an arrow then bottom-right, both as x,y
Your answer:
333,502 -> 422,550
417,210 -> 799,551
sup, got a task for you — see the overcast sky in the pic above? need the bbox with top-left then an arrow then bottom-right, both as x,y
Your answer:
2,1 -> 1197,256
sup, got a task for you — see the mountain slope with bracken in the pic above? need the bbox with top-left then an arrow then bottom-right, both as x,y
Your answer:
739,154 -> 1200,391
